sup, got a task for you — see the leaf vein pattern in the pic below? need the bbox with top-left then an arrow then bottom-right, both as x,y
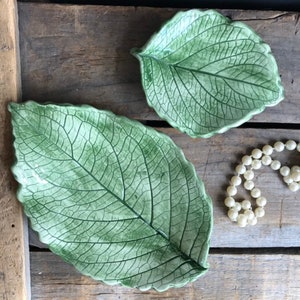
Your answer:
11,102 -> 212,290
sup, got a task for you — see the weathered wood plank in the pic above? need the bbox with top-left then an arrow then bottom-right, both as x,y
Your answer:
28,127 -> 300,249
30,251 -> 300,300
18,4 -> 300,123
0,0 -> 30,299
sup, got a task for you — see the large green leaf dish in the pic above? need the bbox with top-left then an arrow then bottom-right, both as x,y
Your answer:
9,101 -> 213,291
133,9 -> 284,138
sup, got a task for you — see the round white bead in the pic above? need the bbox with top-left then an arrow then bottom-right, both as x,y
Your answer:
241,199 -> 251,210
283,175 -> 293,184
231,175 -> 242,186
244,170 -> 254,181
289,182 -> 299,192
251,148 -> 262,159
255,207 -> 265,218
271,160 -> 281,170
274,141 -> 285,152
233,202 -> 242,212
237,214 -> 248,227
262,145 -> 273,155
242,155 -> 252,166
297,143 -> 300,152
251,188 -> 261,198
228,209 -> 238,221
248,217 -> 258,226
252,159 -> 262,170
235,164 -> 246,175
291,166 -> 300,173
244,180 -> 254,190
244,209 -> 255,220
227,185 -> 237,196
224,197 -> 235,208
256,196 -> 267,207
280,166 -> 290,177
286,140 -> 297,150
262,155 -> 272,166
291,171 -> 300,182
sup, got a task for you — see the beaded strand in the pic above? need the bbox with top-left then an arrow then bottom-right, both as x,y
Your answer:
225,140 -> 300,227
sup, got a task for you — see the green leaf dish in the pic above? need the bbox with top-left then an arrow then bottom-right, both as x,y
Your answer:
9,101 -> 213,291
133,9 -> 284,138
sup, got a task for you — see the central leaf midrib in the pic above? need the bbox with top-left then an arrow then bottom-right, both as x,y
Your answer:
16,108 -> 205,270
138,52 -> 275,91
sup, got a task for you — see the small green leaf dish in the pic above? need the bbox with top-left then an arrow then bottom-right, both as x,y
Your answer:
133,9 -> 284,138
9,101 -> 213,291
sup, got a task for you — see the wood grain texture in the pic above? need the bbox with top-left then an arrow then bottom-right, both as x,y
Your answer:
0,1 -> 30,299
30,251 -> 300,300
29,127 -> 300,249
18,3 -> 300,123
16,3 -> 300,298
161,127 -> 300,247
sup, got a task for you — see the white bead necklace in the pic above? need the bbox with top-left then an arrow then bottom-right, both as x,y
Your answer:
225,140 -> 300,227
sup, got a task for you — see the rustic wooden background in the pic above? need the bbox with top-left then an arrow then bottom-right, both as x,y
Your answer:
0,1 -> 30,299
1,2 -> 300,299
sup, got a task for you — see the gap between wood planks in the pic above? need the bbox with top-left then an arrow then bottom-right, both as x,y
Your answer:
142,120 -> 300,130
29,245 -> 300,254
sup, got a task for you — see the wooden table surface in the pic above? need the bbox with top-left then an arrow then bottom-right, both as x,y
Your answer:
1,2 -> 300,299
